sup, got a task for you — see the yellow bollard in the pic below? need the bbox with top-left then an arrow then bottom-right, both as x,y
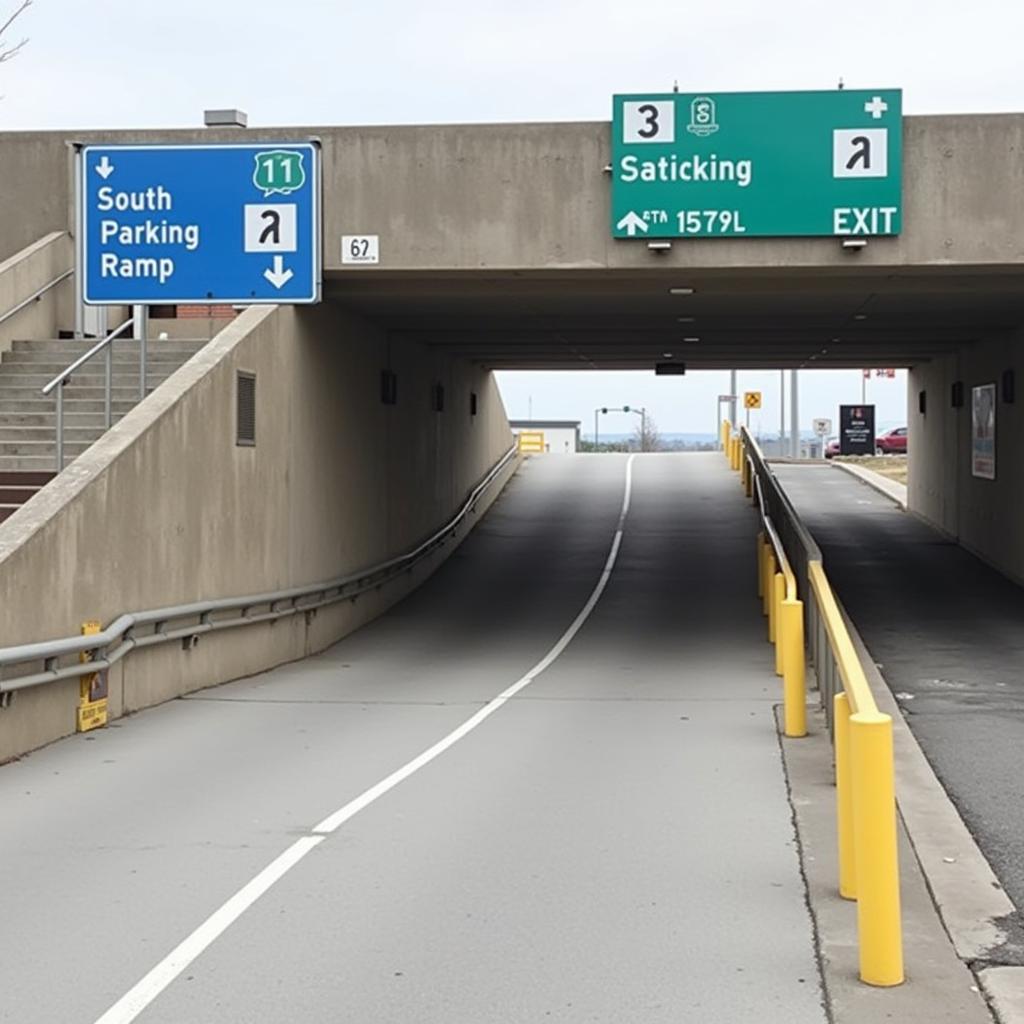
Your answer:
850,712 -> 904,986
834,692 -> 856,900
756,532 -> 766,598
761,545 -> 774,617
773,573 -> 785,675
743,457 -> 753,498
768,568 -> 779,644
781,600 -> 807,738
729,436 -> 738,470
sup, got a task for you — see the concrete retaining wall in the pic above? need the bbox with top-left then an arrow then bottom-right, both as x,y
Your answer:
909,330 -> 1024,581
0,301 -> 513,761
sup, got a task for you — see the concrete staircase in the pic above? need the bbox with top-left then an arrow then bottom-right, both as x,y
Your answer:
0,337 -> 208,521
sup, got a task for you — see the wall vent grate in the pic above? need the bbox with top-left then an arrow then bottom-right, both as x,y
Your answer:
237,371 -> 256,446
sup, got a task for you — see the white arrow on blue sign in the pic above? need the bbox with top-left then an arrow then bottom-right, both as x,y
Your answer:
80,143 -> 321,305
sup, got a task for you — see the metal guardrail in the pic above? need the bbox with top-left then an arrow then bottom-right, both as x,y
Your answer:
0,443 -> 518,696
41,317 -> 135,470
0,268 -> 74,328
727,422 -> 903,989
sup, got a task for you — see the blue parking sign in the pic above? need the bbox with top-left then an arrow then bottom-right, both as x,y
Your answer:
81,143 -> 320,305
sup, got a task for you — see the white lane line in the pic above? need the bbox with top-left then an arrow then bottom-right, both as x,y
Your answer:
91,454 -> 637,1024
93,836 -> 324,1024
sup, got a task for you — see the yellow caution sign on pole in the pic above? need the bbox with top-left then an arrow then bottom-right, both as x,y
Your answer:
77,620 -> 108,732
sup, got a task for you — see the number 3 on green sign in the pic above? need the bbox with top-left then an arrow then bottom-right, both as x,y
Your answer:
622,100 -> 676,145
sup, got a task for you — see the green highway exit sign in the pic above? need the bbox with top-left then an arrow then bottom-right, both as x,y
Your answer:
611,89 -> 902,239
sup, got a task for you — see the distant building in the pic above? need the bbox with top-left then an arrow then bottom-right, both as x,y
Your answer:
510,420 -> 580,455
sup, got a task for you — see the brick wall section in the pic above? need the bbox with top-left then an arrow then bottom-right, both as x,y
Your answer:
176,305 -> 239,319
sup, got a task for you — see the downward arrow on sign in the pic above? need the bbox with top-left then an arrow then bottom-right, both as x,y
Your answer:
616,211 -> 648,236
95,156 -> 115,180
264,255 -> 294,290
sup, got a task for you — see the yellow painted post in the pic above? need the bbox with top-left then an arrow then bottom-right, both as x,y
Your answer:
773,573 -> 785,675
781,600 -> 807,737
721,421 -> 731,451
761,545 -> 773,617
743,457 -> 753,498
850,712 -> 904,986
834,692 -> 856,900
756,531 -> 766,598
729,436 -> 738,470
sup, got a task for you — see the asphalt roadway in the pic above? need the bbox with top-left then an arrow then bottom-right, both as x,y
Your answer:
775,464 -> 1024,918
1,454 -> 826,1024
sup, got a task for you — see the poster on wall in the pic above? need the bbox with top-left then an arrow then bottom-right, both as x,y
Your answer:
972,383 -> 996,480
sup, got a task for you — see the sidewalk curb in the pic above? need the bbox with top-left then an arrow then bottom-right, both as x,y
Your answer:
830,461 -> 908,508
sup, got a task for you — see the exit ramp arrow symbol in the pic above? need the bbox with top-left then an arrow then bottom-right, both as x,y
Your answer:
616,211 -> 648,236
95,156 -> 115,180
264,255 -> 294,290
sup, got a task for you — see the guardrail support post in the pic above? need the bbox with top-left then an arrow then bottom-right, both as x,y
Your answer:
834,692 -> 856,900
756,531 -> 766,598
773,572 -> 785,674
781,599 -> 806,737
850,711 -> 904,986
761,544 -> 773,618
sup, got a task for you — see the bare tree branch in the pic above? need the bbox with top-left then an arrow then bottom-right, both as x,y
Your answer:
0,0 -> 31,65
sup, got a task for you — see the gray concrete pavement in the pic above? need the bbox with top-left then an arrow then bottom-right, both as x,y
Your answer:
774,464 -> 1024,934
1,454 -> 826,1023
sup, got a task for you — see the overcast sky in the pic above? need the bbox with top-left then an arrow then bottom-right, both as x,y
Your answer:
2,0 -> 1014,433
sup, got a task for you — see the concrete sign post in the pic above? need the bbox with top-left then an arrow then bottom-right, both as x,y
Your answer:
611,89 -> 902,239
80,143 -> 321,305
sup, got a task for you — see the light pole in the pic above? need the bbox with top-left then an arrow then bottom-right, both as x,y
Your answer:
595,406 -> 645,451
779,370 -> 785,455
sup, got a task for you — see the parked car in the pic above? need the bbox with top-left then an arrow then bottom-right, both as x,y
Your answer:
824,437 -> 840,459
875,427 -> 908,455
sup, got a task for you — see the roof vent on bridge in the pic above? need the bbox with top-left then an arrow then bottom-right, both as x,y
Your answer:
204,109 -> 248,128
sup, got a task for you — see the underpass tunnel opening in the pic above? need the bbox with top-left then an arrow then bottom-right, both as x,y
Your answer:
324,262 -> 1024,581
324,263 -> 1021,459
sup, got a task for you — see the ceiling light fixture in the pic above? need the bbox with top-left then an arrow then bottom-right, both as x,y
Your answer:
677,316 -> 696,323
663,351 -> 674,358
683,336 -> 700,343
854,313 -> 868,321
669,287 -> 695,295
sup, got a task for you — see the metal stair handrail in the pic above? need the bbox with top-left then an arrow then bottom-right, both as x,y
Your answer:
0,269 -> 73,328
40,317 -> 136,470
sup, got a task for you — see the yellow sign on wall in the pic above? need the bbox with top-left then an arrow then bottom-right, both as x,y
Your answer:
77,620 -> 109,732
744,391 -> 762,410
518,431 -> 545,454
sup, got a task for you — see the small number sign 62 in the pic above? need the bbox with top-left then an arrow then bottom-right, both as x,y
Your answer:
341,235 -> 380,265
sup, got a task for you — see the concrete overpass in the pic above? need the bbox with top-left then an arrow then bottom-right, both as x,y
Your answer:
1,111 -> 1024,1022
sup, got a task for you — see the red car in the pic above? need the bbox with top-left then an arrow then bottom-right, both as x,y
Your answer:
824,438 -> 840,459
875,427 -> 908,455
